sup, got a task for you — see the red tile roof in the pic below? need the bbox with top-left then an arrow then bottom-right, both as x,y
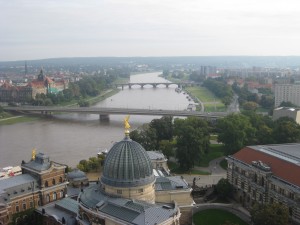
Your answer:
233,146 -> 300,187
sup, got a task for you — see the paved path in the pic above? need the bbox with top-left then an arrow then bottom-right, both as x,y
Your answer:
178,156 -> 227,187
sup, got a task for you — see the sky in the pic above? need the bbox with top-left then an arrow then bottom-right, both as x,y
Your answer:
1,0 -> 300,61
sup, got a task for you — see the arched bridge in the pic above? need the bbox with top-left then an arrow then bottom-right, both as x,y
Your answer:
115,82 -> 201,89
4,106 -> 229,121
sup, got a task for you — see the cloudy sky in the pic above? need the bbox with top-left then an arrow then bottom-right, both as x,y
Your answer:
1,0 -> 300,61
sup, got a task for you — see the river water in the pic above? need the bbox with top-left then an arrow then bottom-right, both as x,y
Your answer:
0,72 -> 191,168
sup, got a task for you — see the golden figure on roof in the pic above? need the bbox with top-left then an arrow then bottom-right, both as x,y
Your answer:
32,148 -> 36,160
124,115 -> 130,136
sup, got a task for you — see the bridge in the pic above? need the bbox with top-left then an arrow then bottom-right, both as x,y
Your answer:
4,106 -> 229,121
115,82 -> 201,89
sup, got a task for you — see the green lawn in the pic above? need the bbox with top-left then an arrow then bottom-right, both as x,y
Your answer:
204,103 -> 226,112
198,144 -> 225,167
193,209 -> 249,225
186,86 -> 219,102
0,115 -> 40,125
186,87 -> 226,112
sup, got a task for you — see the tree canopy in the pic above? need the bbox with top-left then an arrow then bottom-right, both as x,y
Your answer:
217,114 -> 256,154
251,203 -> 289,225
174,117 -> 210,171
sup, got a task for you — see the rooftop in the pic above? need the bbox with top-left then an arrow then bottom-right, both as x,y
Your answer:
232,143 -> 300,187
79,184 -> 178,225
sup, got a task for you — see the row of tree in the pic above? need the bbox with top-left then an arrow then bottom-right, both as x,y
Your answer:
203,78 -> 233,106
217,111 -> 300,154
232,82 -> 274,111
130,112 -> 300,171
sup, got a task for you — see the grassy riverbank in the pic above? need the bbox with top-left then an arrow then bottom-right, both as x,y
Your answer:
0,115 -> 40,125
186,86 -> 226,112
0,89 -> 120,125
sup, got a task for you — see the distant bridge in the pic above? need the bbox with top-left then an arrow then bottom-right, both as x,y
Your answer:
4,106 -> 228,121
115,82 -> 201,89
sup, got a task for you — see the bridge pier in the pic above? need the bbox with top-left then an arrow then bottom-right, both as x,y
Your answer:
129,84 -> 132,89
153,84 -> 157,88
121,85 -> 124,90
99,114 -> 110,122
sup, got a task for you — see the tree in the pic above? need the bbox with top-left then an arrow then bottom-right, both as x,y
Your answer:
216,178 -> 232,199
242,101 -> 258,111
272,117 -> 300,143
174,117 -> 210,171
149,116 -> 173,142
159,140 -> 175,159
130,125 -> 158,150
251,203 -> 289,225
217,114 -> 256,154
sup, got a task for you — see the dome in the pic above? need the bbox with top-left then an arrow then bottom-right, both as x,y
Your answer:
101,137 -> 155,188
67,169 -> 87,180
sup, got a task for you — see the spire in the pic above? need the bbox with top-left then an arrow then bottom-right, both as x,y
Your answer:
124,115 -> 130,137
25,61 -> 28,76
38,67 -> 44,81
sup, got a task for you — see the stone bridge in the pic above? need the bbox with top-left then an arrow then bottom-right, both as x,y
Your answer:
115,82 -> 201,89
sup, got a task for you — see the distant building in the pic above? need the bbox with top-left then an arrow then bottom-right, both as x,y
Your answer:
274,83 -> 300,107
0,69 -> 68,103
273,107 -> 300,124
227,144 -> 300,224
0,152 -> 68,225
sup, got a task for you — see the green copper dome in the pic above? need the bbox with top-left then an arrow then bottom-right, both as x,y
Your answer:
101,137 -> 155,187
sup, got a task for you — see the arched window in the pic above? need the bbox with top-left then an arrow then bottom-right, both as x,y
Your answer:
53,192 -> 57,201
45,181 -> 48,187
52,178 -> 56,185
59,177 -> 63,183
46,194 -> 50,203
60,190 -> 64,198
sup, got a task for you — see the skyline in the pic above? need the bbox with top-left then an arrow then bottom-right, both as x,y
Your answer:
1,0 -> 300,61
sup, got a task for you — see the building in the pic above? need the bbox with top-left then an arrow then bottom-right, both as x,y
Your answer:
147,151 -> 169,172
274,83 -> 300,107
0,152 -> 68,225
77,131 -> 182,225
0,69 -> 68,103
273,107 -> 300,124
227,143 -> 300,224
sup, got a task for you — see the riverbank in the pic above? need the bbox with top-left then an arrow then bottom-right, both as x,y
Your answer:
0,88 -> 119,125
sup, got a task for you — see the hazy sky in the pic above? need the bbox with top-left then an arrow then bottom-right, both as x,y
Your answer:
1,0 -> 300,61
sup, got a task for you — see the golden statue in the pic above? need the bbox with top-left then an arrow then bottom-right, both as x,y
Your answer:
124,115 -> 130,136
32,148 -> 36,160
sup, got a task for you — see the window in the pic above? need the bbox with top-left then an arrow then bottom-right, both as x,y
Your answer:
53,192 -> 57,201
59,177 -> 63,183
289,192 -> 295,200
22,203 -> 26,210
60,190 -> 64,198
46,194 -> 50,203
279,188 -> 284,195
117,190 -> 122,194
16,206 -> 19,213
271,184 -> 275,191
30,201 -> 33,208
45,181 -> 48,187
138,189 -> 143,193
52,179 -> 56,185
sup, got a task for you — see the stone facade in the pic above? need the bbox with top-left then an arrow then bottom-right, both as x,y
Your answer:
0,152 -> 68,225
227,144 -> 300,224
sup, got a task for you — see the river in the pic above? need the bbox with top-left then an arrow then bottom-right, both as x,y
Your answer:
0,72 -> 191,168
